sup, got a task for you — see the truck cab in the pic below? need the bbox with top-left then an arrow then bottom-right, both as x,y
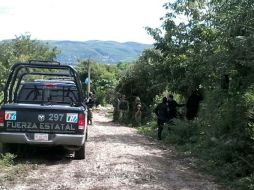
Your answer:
0,61 -> 88,159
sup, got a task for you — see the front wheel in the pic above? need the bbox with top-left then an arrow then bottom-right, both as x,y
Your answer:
74,143 -> 85,160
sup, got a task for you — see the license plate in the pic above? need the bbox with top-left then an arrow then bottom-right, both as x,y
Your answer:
34,133 -> 48,141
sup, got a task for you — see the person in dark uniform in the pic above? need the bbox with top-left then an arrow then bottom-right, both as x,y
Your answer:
167,94 -> 185,120
118,95 -> 129,122
86,92 -> 95,125
154,97 -> 169,140
132,96 -> 142,126
186,90 -> 203,120
112,93 -> 121,122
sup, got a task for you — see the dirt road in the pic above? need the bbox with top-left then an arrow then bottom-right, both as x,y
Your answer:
1,109 -> 220,190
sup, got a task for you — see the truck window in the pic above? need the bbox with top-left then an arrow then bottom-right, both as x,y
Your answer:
17,83 -> 78,104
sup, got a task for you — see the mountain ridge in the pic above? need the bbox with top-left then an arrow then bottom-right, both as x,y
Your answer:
45,40 -> 152,64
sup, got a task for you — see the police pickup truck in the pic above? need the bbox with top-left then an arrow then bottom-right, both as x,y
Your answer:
0,61 -> 87,159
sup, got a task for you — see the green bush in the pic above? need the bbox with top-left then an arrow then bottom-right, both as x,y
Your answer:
0,153 -> 16,167
188,89 -> 254,189
163,119 -> 200,145
138,121 -> 157,138
137,88 -> 254,189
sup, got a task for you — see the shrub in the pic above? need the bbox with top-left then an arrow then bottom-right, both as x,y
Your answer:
0,153 -> 16,167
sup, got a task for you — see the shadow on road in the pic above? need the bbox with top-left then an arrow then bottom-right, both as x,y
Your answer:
8,145 -> 72,166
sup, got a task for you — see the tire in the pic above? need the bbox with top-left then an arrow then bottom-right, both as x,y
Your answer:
74,143 -> 85,160
85,129 -> 88,142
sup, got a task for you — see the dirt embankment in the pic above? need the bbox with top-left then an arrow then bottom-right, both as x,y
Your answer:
0,109 -> 220,190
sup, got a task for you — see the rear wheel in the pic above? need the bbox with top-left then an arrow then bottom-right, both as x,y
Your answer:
74,143 -> 85,160
85,129 -> 88,141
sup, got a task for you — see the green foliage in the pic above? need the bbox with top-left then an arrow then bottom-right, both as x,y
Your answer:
0,93 -> 3,103
116,49 -> 167,121
76,60 -> 124,105
0,154 -> 37,186
138,121 -> 158,139
0,153 -> 16,167
0,34 -> 59,93
117,49 -> 165,104
164,120 -> 200,145
120,0 -> 254,189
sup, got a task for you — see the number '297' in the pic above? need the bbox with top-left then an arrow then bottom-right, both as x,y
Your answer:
49,114 -> 64,121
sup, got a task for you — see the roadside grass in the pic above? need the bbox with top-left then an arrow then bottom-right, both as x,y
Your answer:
137,121 -> 158,139
137,120 -> 253,190
0,153 -> 16,167
0,147 -> 38,187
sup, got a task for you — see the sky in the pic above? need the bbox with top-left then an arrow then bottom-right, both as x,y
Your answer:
0,0 -> 168,44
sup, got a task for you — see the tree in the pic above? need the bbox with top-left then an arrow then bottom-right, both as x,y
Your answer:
117,49 -> 165,106
117,0 -> 254,187
0,34 -> 59,100
76,60 -> 120,105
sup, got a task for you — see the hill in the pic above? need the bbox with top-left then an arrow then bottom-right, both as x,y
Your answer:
46,40 -> 152,64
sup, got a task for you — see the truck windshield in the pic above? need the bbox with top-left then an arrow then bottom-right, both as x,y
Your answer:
17,83 -> 78,105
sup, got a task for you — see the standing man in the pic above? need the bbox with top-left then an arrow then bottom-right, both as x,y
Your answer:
113,93 -> 121,122
118,95 -> 129,122
134,103 -> 142,127
133,96 -> 142,126
154,97 -> 169,140
186,90 -> 203,120
167,94 -> 184,120
86,92 -> 95,125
